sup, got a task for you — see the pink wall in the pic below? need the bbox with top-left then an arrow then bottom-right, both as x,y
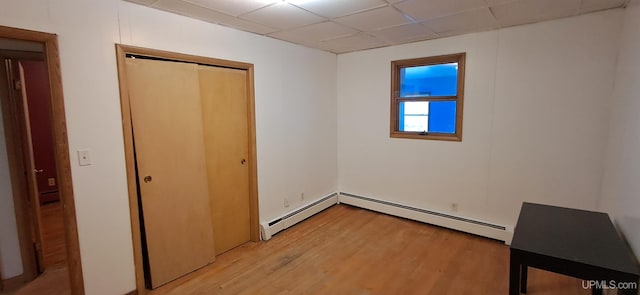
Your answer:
21,60 -> 58,201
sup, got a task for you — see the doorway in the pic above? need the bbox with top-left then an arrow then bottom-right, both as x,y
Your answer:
115,45 -> 260,293
0,26 -> 83,295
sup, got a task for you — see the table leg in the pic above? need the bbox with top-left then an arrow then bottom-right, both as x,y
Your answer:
520,264 -> 528,294
509,250 -> 520,295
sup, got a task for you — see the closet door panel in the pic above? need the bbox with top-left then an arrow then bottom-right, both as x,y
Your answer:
126,58 -> 215,288
199,66 -> 251,254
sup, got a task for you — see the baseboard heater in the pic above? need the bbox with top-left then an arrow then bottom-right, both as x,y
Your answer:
339,192 -> 513,244
260,193 -> 338,240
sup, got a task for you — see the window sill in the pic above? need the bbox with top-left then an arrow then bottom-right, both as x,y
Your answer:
390,131 -> 462,142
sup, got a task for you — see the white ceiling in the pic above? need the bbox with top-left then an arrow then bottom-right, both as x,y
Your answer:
0,38 -> 44,52
125,0 -> 629,54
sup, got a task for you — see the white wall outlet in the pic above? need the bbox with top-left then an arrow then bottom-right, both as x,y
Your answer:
77,149 -> 92,166
300,192 -> 305,201
284,198 -> 290,208
48,178 -> 56,186
450,203 -> 459,212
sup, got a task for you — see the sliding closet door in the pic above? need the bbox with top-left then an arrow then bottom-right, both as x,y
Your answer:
199,66 -> 251,254
125,58 -> 215,288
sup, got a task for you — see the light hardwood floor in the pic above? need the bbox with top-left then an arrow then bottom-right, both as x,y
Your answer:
40,201 -> 67,268
8,268 -> 69,295
149,205 -> 589,295
3,202 -> 69,295
2,203 -> 593,294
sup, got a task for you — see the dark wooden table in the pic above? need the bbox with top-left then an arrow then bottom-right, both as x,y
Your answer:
509,202 -> 639,295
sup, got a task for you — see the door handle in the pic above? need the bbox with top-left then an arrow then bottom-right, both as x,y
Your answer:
143,175 -> 153,183
34,169 -> 44,173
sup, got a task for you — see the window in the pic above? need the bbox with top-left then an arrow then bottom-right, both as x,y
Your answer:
390,53 -> 465,141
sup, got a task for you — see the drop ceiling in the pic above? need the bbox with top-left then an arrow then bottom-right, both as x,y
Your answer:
125,0 -> 629,54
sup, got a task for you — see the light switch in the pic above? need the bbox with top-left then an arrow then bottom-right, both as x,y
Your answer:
78,149 -> 92,166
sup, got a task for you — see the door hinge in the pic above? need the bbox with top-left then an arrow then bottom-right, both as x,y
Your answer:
14,79 -> 22,91
34,242 -> 41,252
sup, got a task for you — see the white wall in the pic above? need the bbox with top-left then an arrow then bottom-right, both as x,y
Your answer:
0,0 -> 337,293
0,0 -> 633,292
0,96 -> 24,279
600,2 -> 640,259
337,10 -> 622,228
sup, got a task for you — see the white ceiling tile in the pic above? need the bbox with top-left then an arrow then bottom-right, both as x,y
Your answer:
289,0 -> 388,18
239,3 -> 326,30
221,17 -> 279,35
489,0 -> 537,26
125,0 -> 159,6
126,0 -> 624,54
394,0 -> 488,21
369,23 -> 437,44
491,0 -> 580,27
151,0 -> 237,23
538,6 -> 579,22
579,0 -> 626,13
423,7 -> 497,34
269,21 -> 358,44
539,0 -> 580,18
316,33 -> 387,53
334,6 -> 410,31
183,0 -> 276,16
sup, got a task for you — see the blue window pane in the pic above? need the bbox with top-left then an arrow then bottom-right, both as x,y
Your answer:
428,101 -> 456,134
400,63 -> 458,97
399,101 -> 456,133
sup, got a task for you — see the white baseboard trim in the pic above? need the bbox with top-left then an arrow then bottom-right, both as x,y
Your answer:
260,193 -> 338,240
339,192 -> 513,244
259,191 -> 513,244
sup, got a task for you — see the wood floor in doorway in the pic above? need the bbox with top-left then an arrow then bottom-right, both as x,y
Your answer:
41,201 -> 67,268
5,202 -> 69,295
150,204 -> 589,295
9,267 -> 69,295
